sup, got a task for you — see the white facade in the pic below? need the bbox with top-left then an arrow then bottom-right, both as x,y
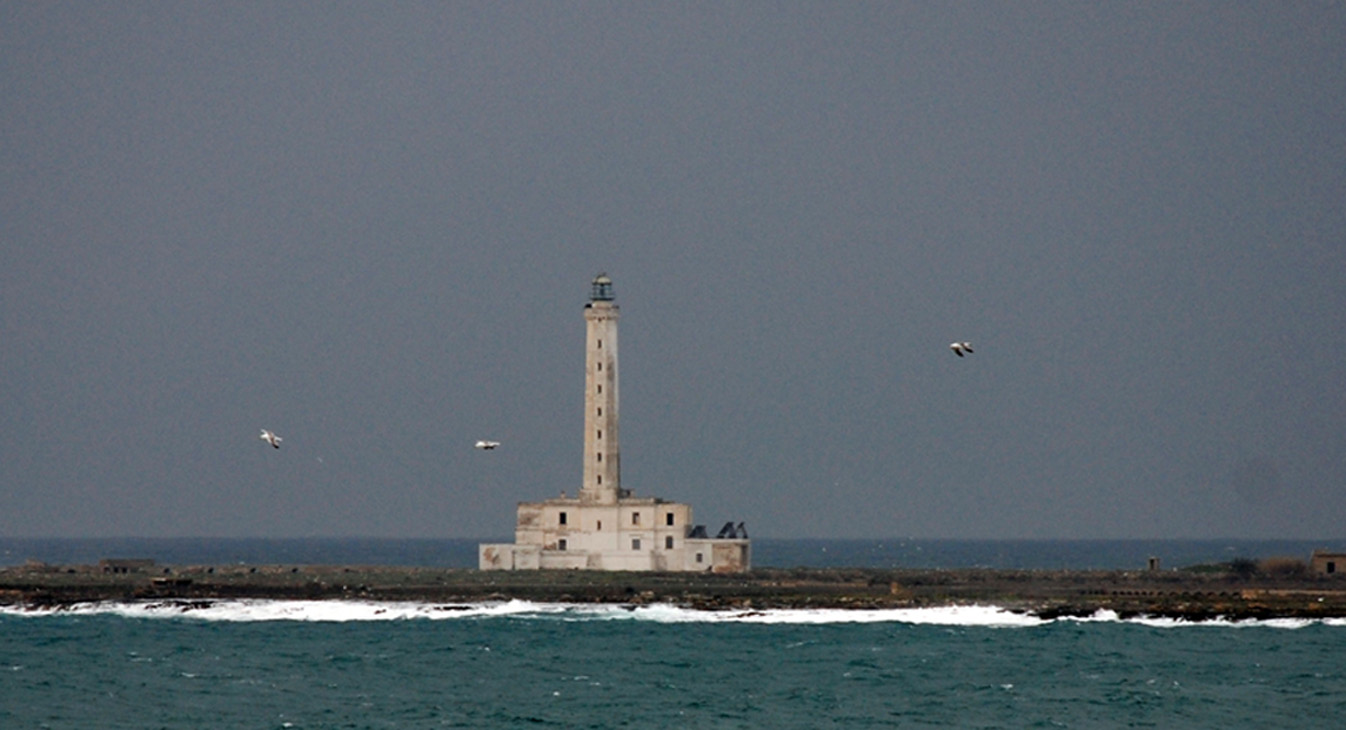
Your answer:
480,274 -> 750,573
581,285 -> 621,504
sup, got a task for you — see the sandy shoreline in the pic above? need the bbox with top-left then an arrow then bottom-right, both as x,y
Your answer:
5,563 -> 1346,620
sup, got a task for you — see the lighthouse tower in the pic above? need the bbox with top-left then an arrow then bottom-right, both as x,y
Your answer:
478,274 -> 750,572
581,274 -> 620,504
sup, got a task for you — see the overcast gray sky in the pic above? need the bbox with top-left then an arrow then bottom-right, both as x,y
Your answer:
3,3 -> 1344,540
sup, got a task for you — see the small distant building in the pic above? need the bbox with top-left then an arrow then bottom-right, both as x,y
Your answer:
480,275 -> 750,572
1310,550 -> 1346,576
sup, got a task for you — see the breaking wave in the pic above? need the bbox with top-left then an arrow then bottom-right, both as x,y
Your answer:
4,599 -> 1344,628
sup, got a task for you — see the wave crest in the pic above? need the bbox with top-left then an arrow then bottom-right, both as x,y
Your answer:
6,600 -> 1343,627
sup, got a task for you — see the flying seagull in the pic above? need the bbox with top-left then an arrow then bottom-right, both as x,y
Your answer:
950,342 -> 974,357
475,440 -> 501,450
259,429 -> 282,448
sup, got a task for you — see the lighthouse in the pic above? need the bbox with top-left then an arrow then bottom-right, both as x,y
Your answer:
581,274 -> 620,504
479,274 -> 750,572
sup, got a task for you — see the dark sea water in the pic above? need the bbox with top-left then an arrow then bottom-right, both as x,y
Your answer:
5,539 -> 1346,728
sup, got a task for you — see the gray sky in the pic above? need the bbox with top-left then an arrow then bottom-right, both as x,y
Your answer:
3,3 -> 1344,540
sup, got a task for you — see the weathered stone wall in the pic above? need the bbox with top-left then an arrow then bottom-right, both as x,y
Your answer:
1310,551 -> 1346,575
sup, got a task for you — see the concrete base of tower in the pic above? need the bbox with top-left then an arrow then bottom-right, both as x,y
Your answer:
478,539 -> 750,572
478,495 -> 750,573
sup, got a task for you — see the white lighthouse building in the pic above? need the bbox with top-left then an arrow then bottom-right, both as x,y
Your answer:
479,274 -> 750,572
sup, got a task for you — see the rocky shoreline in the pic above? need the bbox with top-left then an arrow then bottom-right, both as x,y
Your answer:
4,563 -> 1346,621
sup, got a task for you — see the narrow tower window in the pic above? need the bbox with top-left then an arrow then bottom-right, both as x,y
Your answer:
597,339 -> 602,349
597,452 -> 602,462
559,512 -> 567,525
665,536 -> 674,549
597,430 -> 602,439
597,362 -> 602,371
666,512 -> 675,526
632,513 -> 640,525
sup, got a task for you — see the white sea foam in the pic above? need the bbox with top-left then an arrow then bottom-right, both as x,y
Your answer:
0,598 -> 548,623
1059,609 -> 1325,629
527,602 -> 1044,626
2,600 -> 1341,628
679,604 -> 1046,627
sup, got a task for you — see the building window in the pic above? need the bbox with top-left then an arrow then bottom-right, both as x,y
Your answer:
597,407 -> 602,416
632,539 -> 641,550
558,539 -> 567,551
1330,562 -> 1338,574
559,512 -> 567,525
597,339 -> 602,349
665,536 -> 674,549
696,552 -> 703,563
597,429 -> 602,439
632,513 -> 640,525
597,520 -> 602,530
597,475 -> 602,484
597,362 -> 602,371
666,512 -> 674,526
597,384 -> 602,394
